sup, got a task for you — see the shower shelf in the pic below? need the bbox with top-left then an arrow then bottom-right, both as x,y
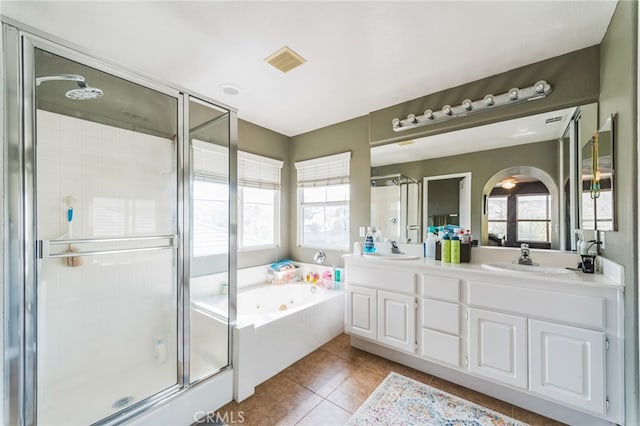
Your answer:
37,234 -> 177,259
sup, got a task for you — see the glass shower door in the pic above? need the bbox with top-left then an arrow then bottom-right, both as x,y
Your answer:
34,48 -> 180,425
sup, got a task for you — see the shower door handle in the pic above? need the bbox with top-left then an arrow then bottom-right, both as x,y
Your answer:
37,234 -> 177,259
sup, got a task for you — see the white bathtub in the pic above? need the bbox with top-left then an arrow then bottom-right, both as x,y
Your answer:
194,282 -> 345,400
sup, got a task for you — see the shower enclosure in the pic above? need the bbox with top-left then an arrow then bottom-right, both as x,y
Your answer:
3,23 -> 236,425
370,174 -> 421,243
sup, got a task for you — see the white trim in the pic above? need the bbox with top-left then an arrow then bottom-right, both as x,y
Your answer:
238,151 -> 284,168
423,172 -> 472,230
294,151 -> 351,169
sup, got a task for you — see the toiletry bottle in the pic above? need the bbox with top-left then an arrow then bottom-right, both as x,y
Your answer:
364,227 -> 376,253
155,337 -> 167,364
425,227 -> 436,259
451,235 -> 460,264
441,234 -> 451,263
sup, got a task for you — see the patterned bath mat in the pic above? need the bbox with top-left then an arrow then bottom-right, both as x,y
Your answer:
346,372 -> 529,426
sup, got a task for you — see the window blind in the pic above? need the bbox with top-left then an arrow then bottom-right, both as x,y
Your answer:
193,139 -> 228,183
238,151 -> 283,190
295,151 -> 351,187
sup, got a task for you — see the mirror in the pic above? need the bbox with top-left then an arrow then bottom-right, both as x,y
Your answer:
424,173 -> 471,230
580,114 -> 615,231
370,103 -> 598,250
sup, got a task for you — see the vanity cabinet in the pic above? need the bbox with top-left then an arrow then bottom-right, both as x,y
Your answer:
377,291 -> 415,352
528,319 -> 606,414
419,275 -> 462,367
345,266 -> 416,354
345,285 -> 377,340
344,257 -> 623,425
468,308 -> 527,389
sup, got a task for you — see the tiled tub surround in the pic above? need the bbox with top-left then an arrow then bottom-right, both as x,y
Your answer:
345,253 -> 624,426
191,263 -> 345,402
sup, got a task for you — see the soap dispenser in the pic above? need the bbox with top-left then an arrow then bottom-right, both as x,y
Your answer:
364,227 -> 376,253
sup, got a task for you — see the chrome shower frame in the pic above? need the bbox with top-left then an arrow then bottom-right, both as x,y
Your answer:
2,19 -> 238,426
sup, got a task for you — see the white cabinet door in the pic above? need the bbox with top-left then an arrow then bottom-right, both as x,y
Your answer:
469,308 -> 527,389
345,285 -> 377,340
377,290 -> 416,353
529,319 -> 606,414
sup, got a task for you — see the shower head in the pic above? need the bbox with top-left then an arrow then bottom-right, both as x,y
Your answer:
65,86 -> 104,101
35,74 -> 103,101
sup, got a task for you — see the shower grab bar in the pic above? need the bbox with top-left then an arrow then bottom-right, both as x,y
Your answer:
48,234 -> 175,245
37,235 -> 177,259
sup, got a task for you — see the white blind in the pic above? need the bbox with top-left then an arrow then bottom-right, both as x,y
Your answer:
193,139 -> 228,183
295,151 -> 351,187
238,151 -> 283,190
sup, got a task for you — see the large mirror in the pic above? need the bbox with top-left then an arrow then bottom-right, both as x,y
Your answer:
580,114 -> 615,231
370,103 -> 598,250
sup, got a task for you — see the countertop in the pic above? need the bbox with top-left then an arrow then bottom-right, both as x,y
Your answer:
344,254 -> 623,290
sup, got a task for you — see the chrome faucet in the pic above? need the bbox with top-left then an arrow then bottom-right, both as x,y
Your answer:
390,241 -> 403,254
517,243 -> 534,265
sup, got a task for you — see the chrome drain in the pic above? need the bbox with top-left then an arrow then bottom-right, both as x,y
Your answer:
112,396 -> 134,409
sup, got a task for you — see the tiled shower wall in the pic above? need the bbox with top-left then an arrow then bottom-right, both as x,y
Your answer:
35,110 -> 178,410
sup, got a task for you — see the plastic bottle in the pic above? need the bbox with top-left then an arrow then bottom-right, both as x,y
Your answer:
364,227 -> 376,253
155,337 -> 167,364
441,234 -> 451,263
425,227 -> 437,259
451,235 -> 461,264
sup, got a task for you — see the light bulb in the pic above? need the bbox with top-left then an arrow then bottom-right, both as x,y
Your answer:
407,114 -> 417,123
508,88 -> 519,100
392,118 -> 401,127
442,105 -> 453,116
483,95 -> 494,107
534,80 -> 546,94
424,109 -> 434,120
462,99 -> 473,111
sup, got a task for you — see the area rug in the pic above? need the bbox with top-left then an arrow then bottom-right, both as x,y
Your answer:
346,372 -> 529,426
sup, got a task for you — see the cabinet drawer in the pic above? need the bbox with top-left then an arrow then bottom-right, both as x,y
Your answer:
421,299 -> 460,335
421,275 -> 460,302
468,281 -> 605,329
348,266 -> 415,294
420,328 -> 460,368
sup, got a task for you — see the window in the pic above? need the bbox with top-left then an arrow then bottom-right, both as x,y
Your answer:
487,196 -> 508,239
517,194 -> 551,242
296,152 -> 351,250
192,140 -> 229,257
238,152 -> 283,251
581,190 -> 613,231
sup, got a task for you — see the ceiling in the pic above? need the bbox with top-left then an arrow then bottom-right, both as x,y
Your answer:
370,107 -> 576,167
2,1 -> 617,137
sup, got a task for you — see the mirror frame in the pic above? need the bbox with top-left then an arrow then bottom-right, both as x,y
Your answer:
579,113 -> 616,232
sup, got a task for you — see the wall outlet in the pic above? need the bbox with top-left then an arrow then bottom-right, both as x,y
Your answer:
359,226 -> 366,237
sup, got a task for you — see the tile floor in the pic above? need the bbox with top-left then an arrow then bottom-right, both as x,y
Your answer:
209,333 -> 565,425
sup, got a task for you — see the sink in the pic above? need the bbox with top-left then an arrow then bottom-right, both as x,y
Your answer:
481,262 -> 573,274
363,252 -> 421,261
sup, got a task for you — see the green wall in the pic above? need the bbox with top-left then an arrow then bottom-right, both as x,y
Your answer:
369,46 -> 600,145
237,119 -> 291,268
597,1 -> 639,423
372,140 -> 559,242
289,116 -> 370,266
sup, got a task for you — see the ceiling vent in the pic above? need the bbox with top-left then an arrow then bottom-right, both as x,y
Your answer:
265,46 -> 307,73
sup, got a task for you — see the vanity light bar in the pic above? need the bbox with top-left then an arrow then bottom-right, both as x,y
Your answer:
392,80 -> 553,132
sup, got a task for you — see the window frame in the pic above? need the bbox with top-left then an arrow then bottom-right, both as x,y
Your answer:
295,152 -> 351,251
237,151 -> 283,252
487,195 -> 509,240
516,193 -> 551,243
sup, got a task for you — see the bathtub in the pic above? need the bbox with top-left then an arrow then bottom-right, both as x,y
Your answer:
194,281 -> 345,400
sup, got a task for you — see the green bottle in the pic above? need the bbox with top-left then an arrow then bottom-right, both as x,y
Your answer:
442,234 -> 451,263
451,236 -> 461,264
